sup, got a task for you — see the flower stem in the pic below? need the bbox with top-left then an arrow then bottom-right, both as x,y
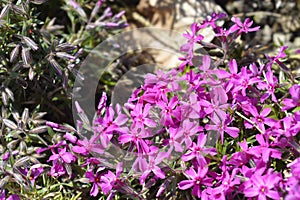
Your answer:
235,111 -> 264,134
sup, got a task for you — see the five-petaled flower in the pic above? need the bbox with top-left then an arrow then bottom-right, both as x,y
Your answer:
139,150 -> 167,184
229,17 -> 260,35
243,172 -> 281,200
85,167 -> 105,196
178,164 -> 213,198
282,84 -> 300,111
182,133 -> 217,164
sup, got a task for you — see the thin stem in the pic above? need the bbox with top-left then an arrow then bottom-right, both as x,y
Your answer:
233,11 -> 281,18
235,111 -> 264,134
289,140 -> 300,154
197,40 -> 223,50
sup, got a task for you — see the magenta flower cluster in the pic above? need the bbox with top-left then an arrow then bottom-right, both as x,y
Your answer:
15,13 -> 299,199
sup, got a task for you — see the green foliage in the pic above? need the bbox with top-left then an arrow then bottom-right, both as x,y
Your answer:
0,0 -> 126,123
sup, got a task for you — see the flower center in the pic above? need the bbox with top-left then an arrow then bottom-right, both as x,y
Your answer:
133,134 -> 139,141
95,177 -> 100,183
256,116 -> 264,123
184,131 -> 189,137
166,107 -> 171,113
149,161 -> 155,169
260,186 -> 267,194
195,177 -> 201,185
242,80 -> 248,87
232,74 -> 238,79
107,121 -> 113,126
138,115 -> 144,122
195,147 -> 202,154
268,85 -> 274,91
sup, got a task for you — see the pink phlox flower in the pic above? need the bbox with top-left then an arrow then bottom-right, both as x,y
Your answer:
179,23 -> 204,69
157,96 -> 181,126
229,17 -> 260,35
47,147 -> 76,164
6,194 -> 20,200
47,147 -> 76,177
229,139 -> 252,167
199,12 -> 227,29
119,125 -> 151,154
287,158 -> 300,179
177,119 -> 202,148
200,85 -> 229,120
28,164 -> 44,185
257,71 -> 278,103
178,56 -> 192,71
1,190 -> 25,199
218,59 -> 241,92
185,70 -> 201,92
240,160 -> 267,180
64,132 -> 78,144
286,158 -> 300,199
144,70 -> 170,87
243,171 -> 281,200
244,105 -> 276,133
205,114 -> 239,144
265,46 -> 288,71
182,23 -> 203,43
145,85 -> 170,102
3,150 -> 19,161
99,162 -> 123,195
219,155 -> 228,172
139,150 -> 167,184
285,183 -> 300,200
180,93 -> 201,119
265,46 -> 288,64
93,105 -> 128,147
248,134 -> 282,163
178,164 -> 213,198
165,126 -> 184,153
271,116 -> 300,138
215,26 -> 230,43
49,160 -> 66,177
130,103 -> 156,128
17,165 -> 44,186
199,96 -> 228,120
232,66 -> 261,96
213,169 -> 240,198
72,134 -> 104,155
0,191 -> 4,200
182,133 -> 217,164
86,167 -> 106,196
282,84 -> 300,111
249,63 -> 264,78
137,90 -> 158,104
81,157 -> 103,168
198,55 -> 218,85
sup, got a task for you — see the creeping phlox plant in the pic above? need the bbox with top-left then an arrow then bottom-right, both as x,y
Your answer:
2,12 -> 300,199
